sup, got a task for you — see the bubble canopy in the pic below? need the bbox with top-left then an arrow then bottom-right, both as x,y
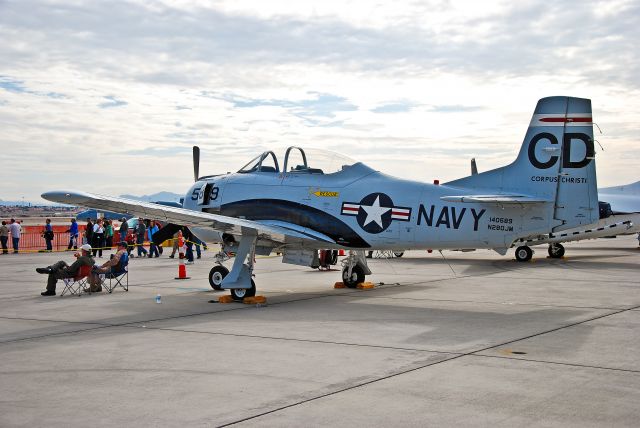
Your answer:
237,147 -> 358,175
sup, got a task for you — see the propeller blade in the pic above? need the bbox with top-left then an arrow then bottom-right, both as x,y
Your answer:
471,158 -> 478,175
193,146 -> 200,182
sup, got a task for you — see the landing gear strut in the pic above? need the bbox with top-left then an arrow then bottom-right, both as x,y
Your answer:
548,243 -> 565,258
212,234 -> 259,301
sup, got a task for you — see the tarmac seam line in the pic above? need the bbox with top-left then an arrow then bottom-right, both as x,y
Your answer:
469,353 -> 640,374
216,303 -> 640,427
117,324 -> 461,355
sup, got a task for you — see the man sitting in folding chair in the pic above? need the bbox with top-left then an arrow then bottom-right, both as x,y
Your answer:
89,241 -> 129,293
36,244 -> 95,296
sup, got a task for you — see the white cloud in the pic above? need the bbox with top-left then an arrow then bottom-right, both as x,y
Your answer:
0,0 -> 638,202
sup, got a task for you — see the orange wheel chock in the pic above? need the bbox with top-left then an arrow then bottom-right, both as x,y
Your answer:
334,282 -> 346,289
217,295 -> 235,303
357,282 -> 375,289
243,296 -> 267,305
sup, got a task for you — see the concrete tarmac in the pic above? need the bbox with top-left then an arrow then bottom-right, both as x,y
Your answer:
1,236 -> 639,427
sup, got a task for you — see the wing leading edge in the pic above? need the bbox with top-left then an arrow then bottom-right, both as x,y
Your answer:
41,190 -> 335,247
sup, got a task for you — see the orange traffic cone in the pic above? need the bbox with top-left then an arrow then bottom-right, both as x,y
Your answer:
175,232 -> 190,280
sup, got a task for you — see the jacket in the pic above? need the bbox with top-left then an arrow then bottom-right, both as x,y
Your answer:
136,222 -> 146,237
147,225 -> 159,242
64,255 -> 95,276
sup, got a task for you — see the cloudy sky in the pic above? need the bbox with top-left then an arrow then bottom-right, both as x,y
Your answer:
1,0 -> 638,202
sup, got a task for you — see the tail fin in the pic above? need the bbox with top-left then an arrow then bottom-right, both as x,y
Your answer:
446,96 -> 598,231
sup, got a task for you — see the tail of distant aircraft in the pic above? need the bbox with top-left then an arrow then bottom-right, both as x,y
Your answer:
447,96 -> 599,231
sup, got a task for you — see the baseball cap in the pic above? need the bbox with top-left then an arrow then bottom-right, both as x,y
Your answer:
80,244 -> 92,252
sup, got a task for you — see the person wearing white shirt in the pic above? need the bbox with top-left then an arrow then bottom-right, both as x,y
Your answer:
8,219 -> 21,254
92,218 -> 105,258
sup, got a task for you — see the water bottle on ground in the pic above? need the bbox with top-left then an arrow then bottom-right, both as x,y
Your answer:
155,293 -> 162,304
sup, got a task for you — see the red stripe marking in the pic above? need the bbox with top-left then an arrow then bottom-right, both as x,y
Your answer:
343,207 -> 359,212
391,211 -> 408,216
539,117 -> 591,123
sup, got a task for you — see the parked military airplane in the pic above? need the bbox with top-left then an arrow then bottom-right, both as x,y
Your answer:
43,96 -> 600,300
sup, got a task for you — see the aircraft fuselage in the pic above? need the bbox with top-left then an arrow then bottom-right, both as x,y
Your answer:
183,163 -> 556,252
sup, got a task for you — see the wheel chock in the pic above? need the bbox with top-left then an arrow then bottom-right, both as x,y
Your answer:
357,282 -> 375,289
334,282 -> 346,288
217,295 -> 235,303
243,296 -> 267,305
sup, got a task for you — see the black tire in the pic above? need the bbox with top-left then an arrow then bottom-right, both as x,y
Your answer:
393,251 -> 405,258
366,251 -> 373,259
515,246 -> 533,262
548,243 -> 565,258
342,264 -> 365,288
230,280 -> 256,301
328,250 -> 338,265
208,265 -> 229,290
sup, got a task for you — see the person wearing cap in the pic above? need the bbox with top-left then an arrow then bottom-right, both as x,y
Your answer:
87,241 -> 129,291
36,244 -> 95,296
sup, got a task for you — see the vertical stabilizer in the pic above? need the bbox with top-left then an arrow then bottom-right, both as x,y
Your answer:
446,96 -> 599,231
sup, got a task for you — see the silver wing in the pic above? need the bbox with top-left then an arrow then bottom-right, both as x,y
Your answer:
42,190 -> 335,247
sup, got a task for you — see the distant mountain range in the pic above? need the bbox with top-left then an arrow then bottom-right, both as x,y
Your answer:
118,191 -> 183,202
1,191 -> 184,207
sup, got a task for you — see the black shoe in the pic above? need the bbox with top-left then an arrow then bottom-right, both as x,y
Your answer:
36,267 -> 52,274
197,255 -> 201,259
41,291 -> 56,296
169,255 -> 174,258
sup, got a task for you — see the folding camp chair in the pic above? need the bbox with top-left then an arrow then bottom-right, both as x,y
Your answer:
103,253 -> 129,293
60,264 -> 93,297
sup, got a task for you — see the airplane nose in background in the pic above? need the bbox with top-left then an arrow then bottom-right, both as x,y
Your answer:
41,191 -> 82,204
42,191 -> 66,201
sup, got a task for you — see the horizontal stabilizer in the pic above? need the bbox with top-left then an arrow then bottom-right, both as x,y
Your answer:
440,195 -> 551,204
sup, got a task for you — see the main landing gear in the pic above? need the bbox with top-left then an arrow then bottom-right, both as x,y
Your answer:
341,250 -> 372,288
514,243 -> 565,262
514,245 -> 533,262
208,265 -> 228,290
209,235 -> 258,301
